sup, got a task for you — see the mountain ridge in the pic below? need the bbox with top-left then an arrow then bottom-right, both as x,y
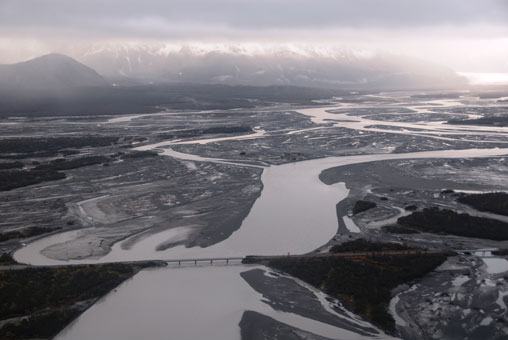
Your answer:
0,53 -> 108,93
76,44 -> 466,90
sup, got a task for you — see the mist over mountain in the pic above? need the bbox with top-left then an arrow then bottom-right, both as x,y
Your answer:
78,45 -> 466,90
0,49 -> 468,116
0,53 -> 108,94
0,52 -> 343,116
0,47 -> 466,94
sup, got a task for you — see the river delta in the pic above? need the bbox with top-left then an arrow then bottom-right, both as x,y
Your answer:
2,91 -> 508,339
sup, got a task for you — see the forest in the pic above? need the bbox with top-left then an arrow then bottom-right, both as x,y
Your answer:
0,168 -> 65,191
0,262 -> 160,339
382,224 -> 420,234
0,162 -> 23,170
34,156 -> 109,171
0,155 -> 112,191
0,253 -> 16,265
156,125 -> 253,140
352,200 -> 377,215
120,150 -> 159,159
457,192 -> 508,216
268,247 -> 450,333
398,207 -> 508,240
0,84 -> 343,117
448,116 -> 508,127
330,238 -> 413,253
0,136 -> 118,158
0,227 -> 61,243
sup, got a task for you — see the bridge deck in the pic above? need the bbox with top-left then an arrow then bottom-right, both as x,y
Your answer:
161,250 -> 456,266
164,257 -> 244,265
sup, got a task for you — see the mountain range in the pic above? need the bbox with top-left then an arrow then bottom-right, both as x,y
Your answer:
0,46 -> 467,95
79,45 -> 466,90
0,49 -> 468,116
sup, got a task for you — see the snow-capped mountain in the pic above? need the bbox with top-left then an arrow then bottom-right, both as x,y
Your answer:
76,43 -> 466,89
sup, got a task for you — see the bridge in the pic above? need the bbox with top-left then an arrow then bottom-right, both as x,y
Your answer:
161,249 -> 500,267
161,249 -> 456,267
159,248 -> 505,266
1,249 -> 498,271
242,249 -> 456,264
164,257 -> 244,266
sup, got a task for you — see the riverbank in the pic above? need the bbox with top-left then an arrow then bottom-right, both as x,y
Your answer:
0,260 -> 165,339
252,240 -> 453,333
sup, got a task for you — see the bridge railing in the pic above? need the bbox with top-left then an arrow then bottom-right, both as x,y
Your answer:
165,257 -> 244,266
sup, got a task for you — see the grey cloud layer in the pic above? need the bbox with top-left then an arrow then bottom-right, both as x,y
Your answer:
1,0 -> 508,38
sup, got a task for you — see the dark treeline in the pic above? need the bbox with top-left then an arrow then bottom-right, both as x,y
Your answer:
120,150 -> 159,159
34,156 -> 109,171
0,263 -> 150,339
330,238 -> 412,253
0,155 -> 112,191
0,136 -> 118,158
0,227 -> 61,243
0,169 -> 65,191
0,253 -> 16,265
0,84 -> 343,117
0,162 -> 23,170
157,125 -> 253,140
352,200 -> 377,215
448,116 -> 508,127
382,225 -> 420,234
269,252 -> 449,333
0,264 -> 134,318
0,308 -> 80,340
457,192 -> 508,216
398,207 -> 508,240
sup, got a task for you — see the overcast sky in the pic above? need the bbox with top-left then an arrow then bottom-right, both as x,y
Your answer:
1,0 -> 507,72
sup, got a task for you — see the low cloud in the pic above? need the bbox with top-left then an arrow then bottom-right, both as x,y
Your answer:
1,0 -> 507,72
1,0 -> 507,39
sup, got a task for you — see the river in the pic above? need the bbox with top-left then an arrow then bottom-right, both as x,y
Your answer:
13,103 -> 508,339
